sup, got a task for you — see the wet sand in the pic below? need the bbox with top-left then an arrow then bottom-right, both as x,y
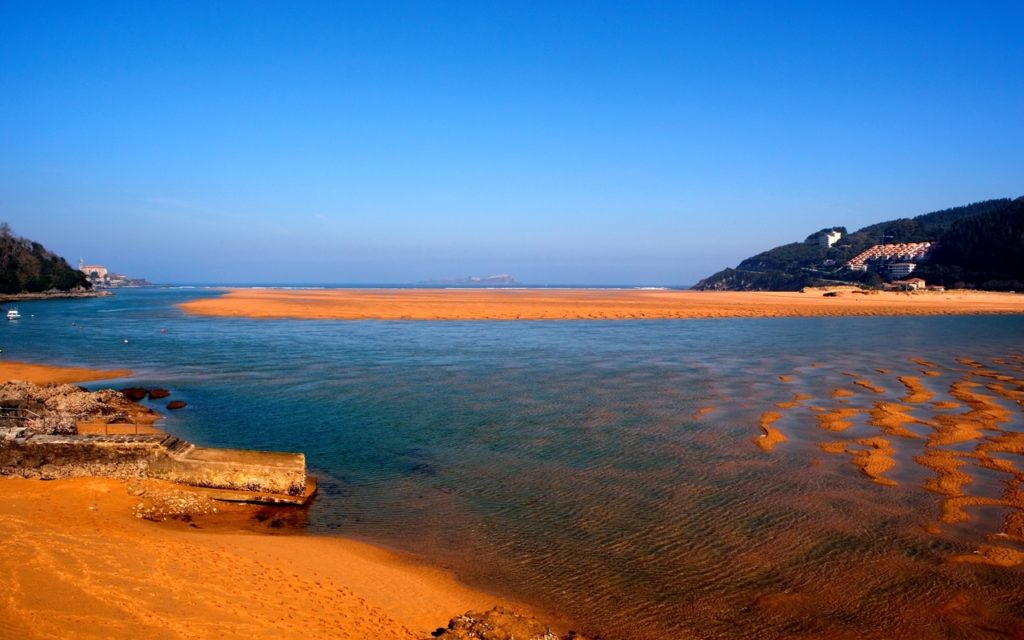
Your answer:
0,477 -> 515,640
755,411 -> 787,451
179,288 -> 1024,321
759,354 -> 1024,567
0,361 -> 132,385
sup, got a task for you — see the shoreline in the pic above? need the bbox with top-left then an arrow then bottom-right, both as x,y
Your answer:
0,360 -> 133,385
178,287 -> 1024,321
0,290 -> 111,303
0,360 -> 563,639
0,475 -> 525,640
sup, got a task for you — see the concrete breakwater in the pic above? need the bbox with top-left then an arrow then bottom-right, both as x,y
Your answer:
0,379 -> 313,503
0,426 -> 312,503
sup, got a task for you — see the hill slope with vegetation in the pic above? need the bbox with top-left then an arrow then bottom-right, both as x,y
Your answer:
0,223 -> 90,294
694,197 -> 1024,291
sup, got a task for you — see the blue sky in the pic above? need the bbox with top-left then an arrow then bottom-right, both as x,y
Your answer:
2,1 -> 1022,285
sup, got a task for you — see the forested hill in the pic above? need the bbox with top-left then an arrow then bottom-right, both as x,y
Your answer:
0,224 -> 91,294
694,197 -> 1024,291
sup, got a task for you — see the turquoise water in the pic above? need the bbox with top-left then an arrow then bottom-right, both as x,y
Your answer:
3,288 -> 1024,638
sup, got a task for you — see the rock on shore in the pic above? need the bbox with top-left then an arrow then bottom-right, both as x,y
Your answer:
0,381 -> 154,434
431,607 -> 596,640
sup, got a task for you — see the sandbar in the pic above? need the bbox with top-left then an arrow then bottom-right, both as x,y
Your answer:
178,288 -> 1024,321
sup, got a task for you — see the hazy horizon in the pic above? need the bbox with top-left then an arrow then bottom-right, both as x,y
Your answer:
3,3 -> 1022,285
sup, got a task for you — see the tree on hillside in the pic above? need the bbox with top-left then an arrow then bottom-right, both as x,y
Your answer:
0,223 -> 91,294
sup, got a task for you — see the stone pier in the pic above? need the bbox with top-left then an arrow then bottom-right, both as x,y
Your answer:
0,426 -> 312,504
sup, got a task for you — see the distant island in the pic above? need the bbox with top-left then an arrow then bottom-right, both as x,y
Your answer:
695,197 -> 1024,291
418,274 -> 520,287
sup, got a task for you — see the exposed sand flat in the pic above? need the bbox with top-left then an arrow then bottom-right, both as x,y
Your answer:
764,356 -> 1024,566
898,376 -> 934,404
815,407 -> 862,432
0,361 -> 131,384
775,392 -> 810,409
952,545 -> 1024,567
0,477 -> 515,640
849,437 -> 898,486
868,402 -> 929,439
914,450 -> 973,496
178,288 -> 1024,321
853,379 -> 887,394
755,411 -> 786,451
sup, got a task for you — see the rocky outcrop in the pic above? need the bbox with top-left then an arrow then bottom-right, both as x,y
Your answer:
147,388 -> 170,399
121,387 -> 148,402
430,607 -> 595,640
0,381 -> 310,502
0,381 -> 151,434
166,400 -> 187,410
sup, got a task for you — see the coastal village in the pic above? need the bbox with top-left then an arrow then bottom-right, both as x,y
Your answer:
842,239 -> 941,291
77,259 -> 149,289
817,229 -> 942,292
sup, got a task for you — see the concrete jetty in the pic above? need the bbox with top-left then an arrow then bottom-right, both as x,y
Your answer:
0,426 -> 314,504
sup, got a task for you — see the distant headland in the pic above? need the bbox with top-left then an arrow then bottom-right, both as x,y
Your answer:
695,196 -> 1024,292
0,223 -> 149,302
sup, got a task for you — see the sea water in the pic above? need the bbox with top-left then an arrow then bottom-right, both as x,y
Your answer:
3,288 -> 1023,639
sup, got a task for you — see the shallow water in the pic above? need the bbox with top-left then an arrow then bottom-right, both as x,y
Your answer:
3,288 -> 1023,639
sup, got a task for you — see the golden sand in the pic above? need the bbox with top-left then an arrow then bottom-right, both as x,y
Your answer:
775,392 -> 811,409
0,477 -> 517,640
951,545 -> 1024,567
178,288 -> 1024,321
0,363 -> 532,638
0,361 -> 131,385
898,376 -> 934,404
853,379 -> 887,394
848,437 -> 898,486
914,450 -> 973,497
755,411 -> 787,451
867,402 -> 928,439
815,407 -> 862,432
761,355 -> 1024,567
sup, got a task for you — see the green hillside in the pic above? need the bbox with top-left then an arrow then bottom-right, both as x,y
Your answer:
0,224 -> 91,294
694,197 -> 1023,291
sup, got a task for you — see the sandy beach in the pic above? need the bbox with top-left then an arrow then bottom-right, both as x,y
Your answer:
0,363 -> 533,640
0,361 -> 132,385
179,288 -> 1024,321
0,477 -> 514,640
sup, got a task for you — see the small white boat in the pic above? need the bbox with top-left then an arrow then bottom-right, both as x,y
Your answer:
6,309 -> 21,320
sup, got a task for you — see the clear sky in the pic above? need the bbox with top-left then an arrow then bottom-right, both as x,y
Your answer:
2,1 -> 1022,285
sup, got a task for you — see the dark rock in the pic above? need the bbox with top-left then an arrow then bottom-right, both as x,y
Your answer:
432,606 -> 590,640
39,464 -> 60,480
166,400 -> 187,410
147,388 -> 170,399
121,387 -> 147,402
